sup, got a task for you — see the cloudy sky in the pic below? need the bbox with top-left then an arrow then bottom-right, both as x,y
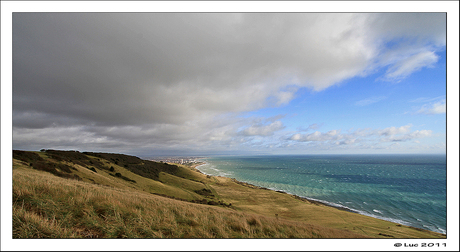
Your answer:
11,12 -> 448,157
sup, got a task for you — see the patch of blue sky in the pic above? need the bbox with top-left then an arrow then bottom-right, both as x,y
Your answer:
240,46 -> 446,152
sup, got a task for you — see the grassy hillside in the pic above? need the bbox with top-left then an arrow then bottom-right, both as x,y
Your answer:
12,150 -> 445,239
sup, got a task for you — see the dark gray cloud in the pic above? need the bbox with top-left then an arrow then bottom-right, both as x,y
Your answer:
12,13 -> 446,155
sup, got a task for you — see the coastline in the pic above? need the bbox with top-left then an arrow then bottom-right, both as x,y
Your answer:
194,161 -> 357,213
194,161 -> 359,213
193,161 -> 445,235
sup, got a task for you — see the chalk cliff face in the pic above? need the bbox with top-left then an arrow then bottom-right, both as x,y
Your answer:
12,150 -> 446,239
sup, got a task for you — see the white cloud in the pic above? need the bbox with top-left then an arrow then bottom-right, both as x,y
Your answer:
308,123 -> 320,130
381,129 -> 432,142
410,95 -> 445,103
377,124 -> 412,136
384,51 -> 438,81
416,99 -> 446,115
296,123 -> 322,132
335,138 -> 357,145
355,96 -> 387,106
289,130 -> 342,142
368,13 -> 445,82
290,124 -> 432,145
350,128 -> 373,137
239,121 -> 285,137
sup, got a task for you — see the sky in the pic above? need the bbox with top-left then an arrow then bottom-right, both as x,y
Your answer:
9,12 -> 450,157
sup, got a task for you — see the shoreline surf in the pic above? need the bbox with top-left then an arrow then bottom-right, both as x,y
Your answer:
194,160 -> 446,235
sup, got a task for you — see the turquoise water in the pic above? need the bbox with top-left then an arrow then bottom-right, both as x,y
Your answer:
197,155 -> 447,234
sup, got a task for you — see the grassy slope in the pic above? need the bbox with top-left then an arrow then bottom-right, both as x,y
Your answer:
12,150 -> 445,239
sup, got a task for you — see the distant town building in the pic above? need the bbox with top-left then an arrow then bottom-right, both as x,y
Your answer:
149,157 -> 203,165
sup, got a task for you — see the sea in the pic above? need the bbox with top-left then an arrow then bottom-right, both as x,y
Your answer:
196,154 -> 447,234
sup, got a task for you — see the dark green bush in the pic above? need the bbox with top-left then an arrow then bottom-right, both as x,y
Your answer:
195,188 -> 214,197
13,150 -> 44,163
32,161 -> 80,180
56,163 -> 75,173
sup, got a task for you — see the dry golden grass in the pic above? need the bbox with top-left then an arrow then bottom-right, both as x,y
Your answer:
13,166 -> 367,238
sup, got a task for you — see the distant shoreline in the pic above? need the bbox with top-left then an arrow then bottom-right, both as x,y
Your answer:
193,162 -> 359,214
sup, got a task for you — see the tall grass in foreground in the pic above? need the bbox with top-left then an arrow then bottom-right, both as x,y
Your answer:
13,168 -> 366,238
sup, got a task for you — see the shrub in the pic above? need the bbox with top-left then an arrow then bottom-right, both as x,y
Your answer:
56,164 -> 75,173
50,154 -> 63,161
32,161 -> 81,180
13,150 -> 44,163
110,172 -> 136,183
194,188 -> 214,197
109,166 -> 115,172
33,161 -> 55,173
